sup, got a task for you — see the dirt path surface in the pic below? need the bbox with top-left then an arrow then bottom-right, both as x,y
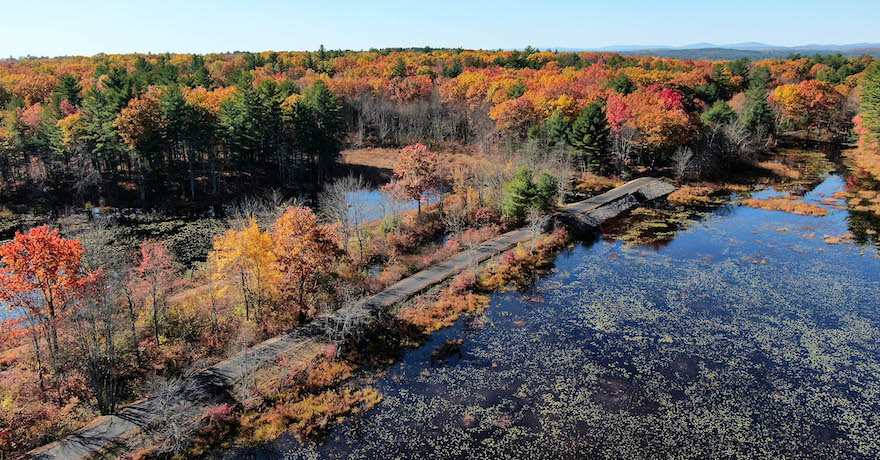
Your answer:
26,177 -> 672,460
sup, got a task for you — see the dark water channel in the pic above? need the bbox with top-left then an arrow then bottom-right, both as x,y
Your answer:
219,172 -> 880,459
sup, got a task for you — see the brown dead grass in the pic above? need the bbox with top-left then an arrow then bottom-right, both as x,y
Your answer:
823,234 -> 854,245
668,186 -> 715,205
817,198 -> 841,206
667,183 -> 751,206
341,148 -> 400,170
757,161 -> 802,179
739,198 -> 829,216
848,189 -> 880,216
574,172 -> 625,193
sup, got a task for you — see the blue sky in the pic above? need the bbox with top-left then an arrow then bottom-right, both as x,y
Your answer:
1,0 -> 877,57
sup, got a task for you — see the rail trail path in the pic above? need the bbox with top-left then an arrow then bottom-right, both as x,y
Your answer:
26,177 -> 674,460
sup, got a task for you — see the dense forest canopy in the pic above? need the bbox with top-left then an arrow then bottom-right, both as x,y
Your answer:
0,47 -> 873,208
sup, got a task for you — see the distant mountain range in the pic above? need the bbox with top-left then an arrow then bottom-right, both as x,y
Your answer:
591,42 -> 879,52
549,43 -> 880,59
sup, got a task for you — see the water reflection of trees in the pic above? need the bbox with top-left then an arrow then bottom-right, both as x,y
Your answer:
847,211 -> 880,246
598,204 -> 705,248
837,153 -> 880,248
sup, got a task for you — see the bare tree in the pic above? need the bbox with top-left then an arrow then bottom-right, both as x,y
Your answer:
378,197 -> 406,235
688,120 -> 762,179
472,159 -> 507,212
671,147 -> 694,182
225,188 -> 293,229
148,376 -> 198,456
232,323 -> 257,405
442,200 -> 469,237
525,208 -> 550,253
611,126 -> 640,176
343,92 -> 492,147
461,228 -> 485,279
320,175 -> 371,261
70,218 -> 132,413
321,305 -> 370,347
724,121 -> 760,159
71,284 -> 124,414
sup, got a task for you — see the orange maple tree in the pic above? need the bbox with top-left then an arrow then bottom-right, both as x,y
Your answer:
272,206 -> 342,324
773,80 -> 845,135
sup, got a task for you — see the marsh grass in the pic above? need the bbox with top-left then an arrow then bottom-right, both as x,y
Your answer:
739,198 -> 830,216
757,160 -> 802,179
667,183 -> 749,206
573,173 -> 625,194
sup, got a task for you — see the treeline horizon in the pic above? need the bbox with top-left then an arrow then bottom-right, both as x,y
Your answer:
1,47 -> 874,210
7,44 -> 878,61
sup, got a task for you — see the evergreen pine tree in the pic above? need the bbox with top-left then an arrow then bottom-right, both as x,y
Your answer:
160,84 -> 193,196
442,58 -> 462,78
607,73 -> 635,95
701,101 -> 736,126
569,102 -> 610,171
543,110 -> 569,146
741,85 -> 775,134
304,80 -> 343,179
56,74 -> 82,107
0,82 -> 10,110
502,167 -> 537,219
190,55 -> 212,88
391,57 -> 408,78
749,66 -> 772,90
79,88 -> 129,195
861,62 -> 880,139
533,172 -> 559,212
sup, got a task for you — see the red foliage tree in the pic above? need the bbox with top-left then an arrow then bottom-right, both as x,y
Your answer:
131,239 -> 180,346
608,88 -> 698,155
58,98 -> 78,117
5,73 -> 59,104
18,104 -> 45,133
798,80 -> 844,135
383,143 -> 444,213
388,75 -> 434,102
0,226 -> 99,388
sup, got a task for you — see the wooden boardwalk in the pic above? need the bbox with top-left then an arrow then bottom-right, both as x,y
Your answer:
26,177 -> 673,460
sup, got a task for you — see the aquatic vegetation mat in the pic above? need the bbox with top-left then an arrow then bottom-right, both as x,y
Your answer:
214,174 -> 880,459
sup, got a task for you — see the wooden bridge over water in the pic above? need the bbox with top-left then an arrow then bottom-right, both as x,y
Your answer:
26,177 -> 675,460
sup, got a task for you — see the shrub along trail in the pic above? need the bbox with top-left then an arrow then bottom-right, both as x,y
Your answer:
26,177 -> 672,460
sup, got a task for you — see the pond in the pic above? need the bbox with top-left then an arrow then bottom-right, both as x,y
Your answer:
219,172 -> 880,459
346,189 -> 441,223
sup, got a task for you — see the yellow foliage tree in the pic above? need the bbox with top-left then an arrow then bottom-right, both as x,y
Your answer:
210,219 -> 280,326
772,84 -> 806,122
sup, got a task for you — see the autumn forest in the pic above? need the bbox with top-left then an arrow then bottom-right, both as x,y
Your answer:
2,44 -> 880,459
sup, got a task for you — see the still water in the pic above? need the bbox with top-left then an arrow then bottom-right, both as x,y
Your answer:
345,189 -> 441,223
223,173 -> 880,459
